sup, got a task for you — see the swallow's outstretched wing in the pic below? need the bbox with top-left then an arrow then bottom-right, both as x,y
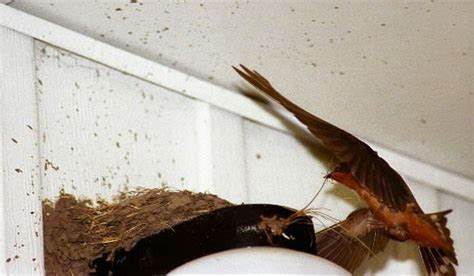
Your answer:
233,65 -> 419,212
315,208 -> 389,273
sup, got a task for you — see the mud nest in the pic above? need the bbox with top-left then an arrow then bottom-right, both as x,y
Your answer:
42,189 -> 232,275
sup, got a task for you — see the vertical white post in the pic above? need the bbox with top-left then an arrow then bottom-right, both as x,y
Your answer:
195,101 -> 214,193
0,27 -> 44,274
195,103 -> 249,203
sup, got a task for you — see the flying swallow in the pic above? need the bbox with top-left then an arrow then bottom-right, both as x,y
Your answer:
233,65 -> 457,275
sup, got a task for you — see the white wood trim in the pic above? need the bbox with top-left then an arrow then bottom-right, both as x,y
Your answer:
195,101 -> 214,193
0,26 -> 44,274
0,36 -> 6,273
0,4 -> 472,201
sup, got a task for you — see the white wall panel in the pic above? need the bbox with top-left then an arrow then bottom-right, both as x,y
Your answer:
0,27 -> 44,274
209,106 -> 247,203
34,42 -> 203,200
194,101 -> 213,193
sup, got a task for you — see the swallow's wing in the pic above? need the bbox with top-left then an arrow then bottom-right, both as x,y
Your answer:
315,208 -> 389,273
419,247 -> 457,276
233,65 -> 419,211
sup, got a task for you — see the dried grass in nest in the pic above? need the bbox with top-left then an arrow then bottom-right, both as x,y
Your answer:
43,188 -> 232,275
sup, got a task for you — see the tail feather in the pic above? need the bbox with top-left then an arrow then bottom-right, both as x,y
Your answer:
419,210 -> 457,275
419,246 -> 456,276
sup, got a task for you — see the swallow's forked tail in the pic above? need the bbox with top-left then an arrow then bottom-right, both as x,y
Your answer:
419,210 -> 457,276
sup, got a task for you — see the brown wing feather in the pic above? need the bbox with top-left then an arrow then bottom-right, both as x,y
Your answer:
233,65 -> 419,211
315,208 -> 389,272
316,228 -> 367,273
419,246 -> 457,276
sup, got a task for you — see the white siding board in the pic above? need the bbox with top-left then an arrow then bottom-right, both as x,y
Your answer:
210,106 -> 247,203
195,101 -> 213,193
0,27 -> 44,274
439,193 -> 474,274
34,42 -> 203,200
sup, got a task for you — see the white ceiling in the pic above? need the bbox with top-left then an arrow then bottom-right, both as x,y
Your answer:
9,0 -> 474,178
